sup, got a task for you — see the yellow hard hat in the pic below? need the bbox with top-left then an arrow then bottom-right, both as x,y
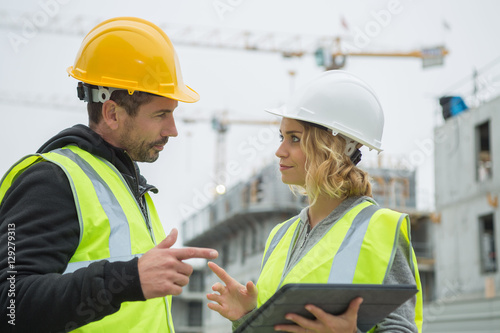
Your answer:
67,17 -> 199,103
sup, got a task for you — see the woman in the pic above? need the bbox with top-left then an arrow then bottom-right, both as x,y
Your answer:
206,70 -> 423,333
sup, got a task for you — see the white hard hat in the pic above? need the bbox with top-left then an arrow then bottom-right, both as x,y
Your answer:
265,70 -> 384,153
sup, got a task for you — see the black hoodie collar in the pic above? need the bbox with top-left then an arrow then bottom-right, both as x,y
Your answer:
37,124 -> 157,195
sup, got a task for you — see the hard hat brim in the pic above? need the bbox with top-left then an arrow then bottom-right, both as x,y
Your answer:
264,106 -> 285,118
172,85 -> 200,103
264,106 -> 382,153
67,66 -> 200,103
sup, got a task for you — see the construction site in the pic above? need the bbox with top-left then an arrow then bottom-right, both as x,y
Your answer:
1,1 -> 499,332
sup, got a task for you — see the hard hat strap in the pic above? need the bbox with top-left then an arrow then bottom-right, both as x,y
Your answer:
77,82 -> 125,103
339,134 -> 362,165
350,149 -> 362,165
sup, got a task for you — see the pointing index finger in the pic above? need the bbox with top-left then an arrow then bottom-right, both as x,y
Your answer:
171,247 -> 218,260
208,261 -> 233,285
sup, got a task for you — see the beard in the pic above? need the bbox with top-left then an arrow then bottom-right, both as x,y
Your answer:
129,141 -> 160,162
119,132 -> 168,163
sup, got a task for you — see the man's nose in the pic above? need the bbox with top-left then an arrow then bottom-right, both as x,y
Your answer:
163,117 -> 178,137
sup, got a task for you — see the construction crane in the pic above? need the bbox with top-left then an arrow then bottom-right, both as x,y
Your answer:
181,110 -> 279,195
0,12 -> 449,70
146,23 -> 449,70
313,37 -> 448,70
0,12 -> 449,193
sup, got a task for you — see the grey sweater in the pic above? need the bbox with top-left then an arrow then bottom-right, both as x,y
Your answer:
233,196 -> 418,332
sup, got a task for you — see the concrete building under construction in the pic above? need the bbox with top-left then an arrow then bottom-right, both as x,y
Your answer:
422,95 -> 500,332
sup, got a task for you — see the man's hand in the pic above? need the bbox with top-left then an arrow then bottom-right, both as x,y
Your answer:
206,261 -> 258,320
138,228 -> 218,299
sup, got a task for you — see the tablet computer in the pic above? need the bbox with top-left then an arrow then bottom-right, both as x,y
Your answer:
233,283 -> 418,333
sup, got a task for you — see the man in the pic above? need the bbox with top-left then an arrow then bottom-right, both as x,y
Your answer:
0,17 -> 217,332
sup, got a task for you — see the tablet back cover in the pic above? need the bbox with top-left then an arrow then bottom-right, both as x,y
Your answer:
233,283 -> 418,333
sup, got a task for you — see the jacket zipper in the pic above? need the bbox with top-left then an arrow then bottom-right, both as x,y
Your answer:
300,224 -> 311,249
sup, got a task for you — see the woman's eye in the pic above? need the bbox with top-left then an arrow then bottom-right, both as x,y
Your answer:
279,133 -> 300,143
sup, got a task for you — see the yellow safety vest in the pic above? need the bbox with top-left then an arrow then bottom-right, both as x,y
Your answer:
257,200 -> 423,333
0,145 -> 174,332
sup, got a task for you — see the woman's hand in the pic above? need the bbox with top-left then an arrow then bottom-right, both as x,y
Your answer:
274,297 -> 363,333
206,261 -> 258,320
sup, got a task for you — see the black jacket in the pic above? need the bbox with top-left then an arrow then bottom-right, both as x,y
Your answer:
0,125 -> 158,333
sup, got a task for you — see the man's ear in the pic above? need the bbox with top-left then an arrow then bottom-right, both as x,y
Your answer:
101,100 -> 121,130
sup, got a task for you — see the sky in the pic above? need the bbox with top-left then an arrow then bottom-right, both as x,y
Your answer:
1,0 -> 500,245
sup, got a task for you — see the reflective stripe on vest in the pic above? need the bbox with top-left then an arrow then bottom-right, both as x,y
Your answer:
328,204 -> 379,283
260,215 -> 298,275
51,147 -> 136,271
0,146 -> 174,333
257,201 -> 423,333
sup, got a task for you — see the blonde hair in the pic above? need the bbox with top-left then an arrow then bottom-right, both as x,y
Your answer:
291,121 -> 372,205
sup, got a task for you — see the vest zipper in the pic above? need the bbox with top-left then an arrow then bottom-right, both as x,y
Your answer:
139,197 -> 154,240
125,151 -> 155,242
